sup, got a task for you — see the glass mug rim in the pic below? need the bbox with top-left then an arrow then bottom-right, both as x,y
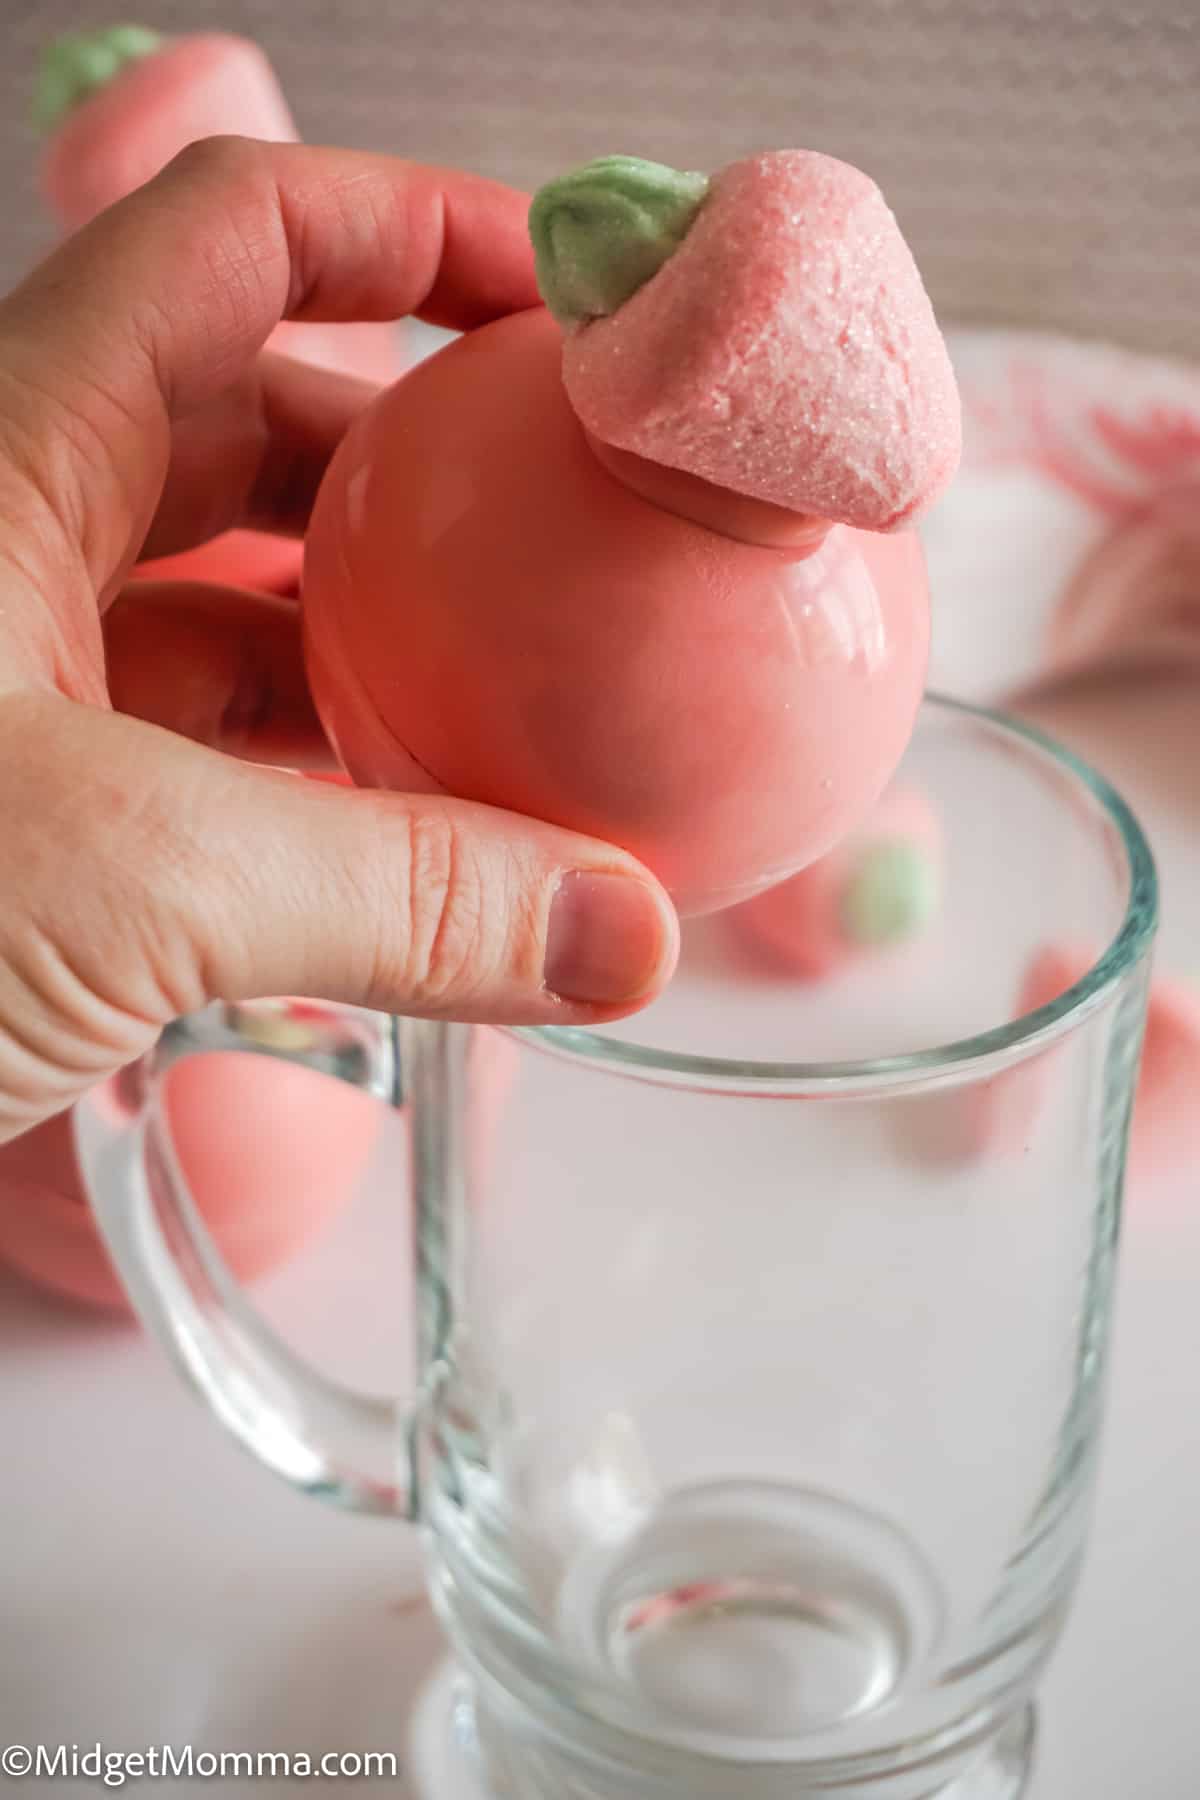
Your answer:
506,691 -> 1158,1097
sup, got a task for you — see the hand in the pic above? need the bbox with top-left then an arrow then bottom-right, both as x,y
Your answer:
0,138 -> 679,1146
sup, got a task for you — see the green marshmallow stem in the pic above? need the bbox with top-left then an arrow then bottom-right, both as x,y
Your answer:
530,154 -> 710,331
840,839 -> 939,948
34,24 -> 163,131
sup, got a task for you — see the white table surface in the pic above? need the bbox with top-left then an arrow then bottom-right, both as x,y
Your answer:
2,671 -> 1200,1797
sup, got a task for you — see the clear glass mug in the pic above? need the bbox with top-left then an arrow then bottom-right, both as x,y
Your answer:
75,696 -> 1157,1800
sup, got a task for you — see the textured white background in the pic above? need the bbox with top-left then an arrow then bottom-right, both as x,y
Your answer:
1,0 -> 1197,358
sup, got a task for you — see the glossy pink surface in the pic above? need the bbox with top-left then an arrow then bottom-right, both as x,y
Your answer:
303,308 -> 931,915
730,782 -> 941,977
0,1056 -> 381,1313
39,32 -> 400,599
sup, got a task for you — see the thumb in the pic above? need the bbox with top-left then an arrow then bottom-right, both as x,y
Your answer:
0,693 -> 678,1136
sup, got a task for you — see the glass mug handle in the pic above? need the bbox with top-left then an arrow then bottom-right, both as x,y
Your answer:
72,999 -> 439,1521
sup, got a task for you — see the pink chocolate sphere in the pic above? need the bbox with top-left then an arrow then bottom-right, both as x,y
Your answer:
302,307 -> 930,915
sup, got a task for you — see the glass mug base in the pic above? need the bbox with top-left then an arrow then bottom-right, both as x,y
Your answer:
408,1662 -> 1036,1800
550,1481 -> 945,1740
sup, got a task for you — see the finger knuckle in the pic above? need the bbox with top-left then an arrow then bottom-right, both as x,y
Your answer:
165,133 -> 268,197
160,137 -> 288,340
401,810 -> 497,1007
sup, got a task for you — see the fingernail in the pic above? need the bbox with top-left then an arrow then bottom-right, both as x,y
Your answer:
545,870 -> 675,1005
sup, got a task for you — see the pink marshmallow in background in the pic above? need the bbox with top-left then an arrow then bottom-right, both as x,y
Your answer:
728,783 -> 943,979
36,26 -> 403,600
1018,946 -> 1200,1182
962,943 -> 1200,1179
1132,981 -> 1200,1177
956,946 -> 1085,1164
39,32 -> 294,229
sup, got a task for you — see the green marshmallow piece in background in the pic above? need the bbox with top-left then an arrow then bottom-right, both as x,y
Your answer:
101,23 -> 164,59
33,23 -> 162,131
841,839 -> 940,948
529,154 -> 709,330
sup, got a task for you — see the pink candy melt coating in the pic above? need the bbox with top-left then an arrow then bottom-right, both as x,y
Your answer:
303,308 -> 930,916
563,152 -> 961,531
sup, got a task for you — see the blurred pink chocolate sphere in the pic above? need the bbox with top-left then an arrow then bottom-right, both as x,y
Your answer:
0,1054 -> 381,1312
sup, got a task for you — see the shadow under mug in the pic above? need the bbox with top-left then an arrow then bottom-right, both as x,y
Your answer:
75,695 -> 1157,1800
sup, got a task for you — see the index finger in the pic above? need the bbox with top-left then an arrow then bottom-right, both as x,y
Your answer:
0,139 -> 539,608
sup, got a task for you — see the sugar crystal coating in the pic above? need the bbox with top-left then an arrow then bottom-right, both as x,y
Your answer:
561,149 -> 961,531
